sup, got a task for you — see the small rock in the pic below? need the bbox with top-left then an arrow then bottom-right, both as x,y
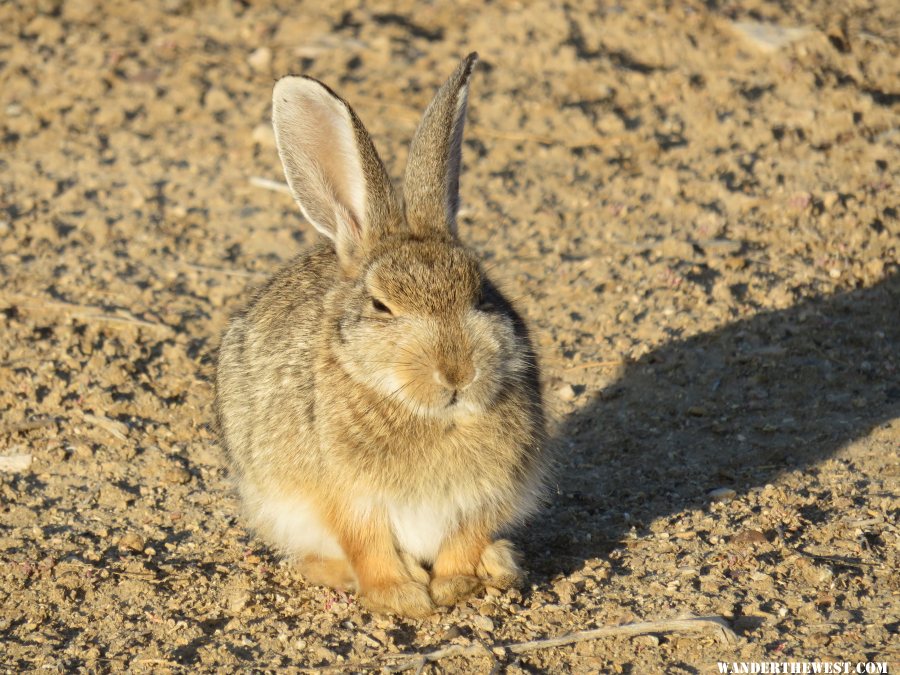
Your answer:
657,237 -> 694,259
247,46 -> 272,72
708,487 -> 737,502
0,454 -> 33,473
441,625 -> 462,641
479,601 -> 498,617
556,384 -> 577,402
315,646 -> 337,662
118,532 -> 145,552
729,21 -> 812,53
701,238 -> 742,256
633,634 -> 659,647
730,529 -> 768,545
163,466 -> 191,484
472,615 -> 494,633
821,191 -> 840,210
553,580 -> 578,605
252,123 -> 276,148
228,589 -> 251,612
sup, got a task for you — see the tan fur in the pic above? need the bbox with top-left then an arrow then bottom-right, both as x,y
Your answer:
215,54 -> 547,617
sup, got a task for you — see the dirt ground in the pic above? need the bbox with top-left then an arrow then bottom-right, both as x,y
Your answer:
1,0 -> 898,672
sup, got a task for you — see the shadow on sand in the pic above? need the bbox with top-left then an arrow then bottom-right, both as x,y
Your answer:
526,271 -> 899,578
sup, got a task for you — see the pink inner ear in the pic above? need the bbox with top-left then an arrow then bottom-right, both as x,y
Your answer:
273,77 -> 368,242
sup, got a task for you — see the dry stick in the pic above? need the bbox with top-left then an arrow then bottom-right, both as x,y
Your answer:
564,359 -> 626,371
2,293 -> 175,336
1,416 -> 58,435
506,616 -> 738,652
380,616 -> 738,672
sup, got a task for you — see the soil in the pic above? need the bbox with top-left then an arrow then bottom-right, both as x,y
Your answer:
1,0 -> 898,673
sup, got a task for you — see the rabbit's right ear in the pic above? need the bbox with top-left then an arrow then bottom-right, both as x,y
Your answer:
272,77 -> 400,270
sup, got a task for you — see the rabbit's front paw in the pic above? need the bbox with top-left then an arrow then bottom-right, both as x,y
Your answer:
361,580 -> 434,618
430,574 -> 482,606
476,539 -> 523,590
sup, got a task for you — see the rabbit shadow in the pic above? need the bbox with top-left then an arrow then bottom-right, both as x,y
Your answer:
523,270 -> 899,580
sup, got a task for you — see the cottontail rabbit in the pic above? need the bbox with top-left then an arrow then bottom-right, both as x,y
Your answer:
216,53 -> 546,617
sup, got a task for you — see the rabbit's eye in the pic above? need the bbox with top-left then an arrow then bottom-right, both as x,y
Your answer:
371,297 -> 392,315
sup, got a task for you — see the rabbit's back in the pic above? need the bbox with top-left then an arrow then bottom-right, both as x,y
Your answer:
215,243 -> 337,482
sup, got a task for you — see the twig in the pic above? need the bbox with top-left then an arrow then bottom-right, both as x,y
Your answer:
249,176 -> 293,194
505,616 -> 738,653
1,416 -> 58,435
565,359 -> 625,371
1,293 -> 175,336
379,615 -> 737,672
384,644 -> 491,673
795,548 -> 881,569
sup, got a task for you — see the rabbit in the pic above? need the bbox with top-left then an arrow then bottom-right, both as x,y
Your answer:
215,53 -> 547,617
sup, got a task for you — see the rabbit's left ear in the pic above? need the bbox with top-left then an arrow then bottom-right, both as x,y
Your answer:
403,53 -> 478,238
272,76 -> 401,271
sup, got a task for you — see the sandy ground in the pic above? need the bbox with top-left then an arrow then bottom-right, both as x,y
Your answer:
1,0 -> 898,672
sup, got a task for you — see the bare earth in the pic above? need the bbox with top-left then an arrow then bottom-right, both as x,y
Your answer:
1,1 -> 898,672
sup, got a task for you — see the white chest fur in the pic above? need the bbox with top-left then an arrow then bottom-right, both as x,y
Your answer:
386,498 -> 465,563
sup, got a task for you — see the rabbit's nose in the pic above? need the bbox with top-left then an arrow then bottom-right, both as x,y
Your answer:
434,361 -> 476,391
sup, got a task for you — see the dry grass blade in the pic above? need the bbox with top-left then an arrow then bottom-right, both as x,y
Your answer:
249,176 -> 293,194
83,413 -> 129,442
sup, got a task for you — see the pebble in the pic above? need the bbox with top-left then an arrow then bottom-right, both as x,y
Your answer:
163,466 -> 191,484
822,191 -> 840,210
633,634 -> 660,647
472,615 -> 494,633
441,625 -> 462,641
728,21 -> 811,53
117,532 -> 144,552
228,589 -> 251,612
247,46 -> 272,72
730,529 -> 768,545
556,383 -> 577,401
553,580 -> 578,605
0,454 -> 33,473
708,487 -> 737,502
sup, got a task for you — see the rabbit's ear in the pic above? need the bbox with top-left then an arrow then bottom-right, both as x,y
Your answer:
272,76 -> 400,267
403,53 -> 478,238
